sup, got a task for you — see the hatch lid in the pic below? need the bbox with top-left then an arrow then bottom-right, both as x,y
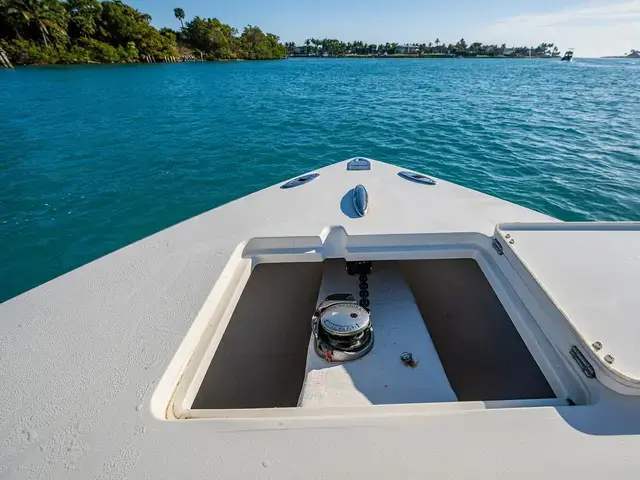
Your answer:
495,222 -> 640,392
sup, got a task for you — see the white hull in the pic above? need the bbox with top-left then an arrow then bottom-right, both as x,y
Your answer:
2,158 -> 639,479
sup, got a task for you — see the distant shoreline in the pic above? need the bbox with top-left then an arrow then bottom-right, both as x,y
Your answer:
601,50 -> 639,59
288,54 -> 558,59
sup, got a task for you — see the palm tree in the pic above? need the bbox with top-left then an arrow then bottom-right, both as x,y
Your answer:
4,0 -> 67,46
283,42 -> 295,55
173,7 -> 185,29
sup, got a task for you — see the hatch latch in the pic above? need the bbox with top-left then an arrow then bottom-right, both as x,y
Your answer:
492,237 -> 504,255
570,346 -> 596,379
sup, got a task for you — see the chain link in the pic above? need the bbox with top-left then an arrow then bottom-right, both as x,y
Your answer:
346,261 -> 372,311
358,274 -> 370,310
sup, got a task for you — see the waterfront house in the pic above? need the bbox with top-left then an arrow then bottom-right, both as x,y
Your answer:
396,44 -> 419,54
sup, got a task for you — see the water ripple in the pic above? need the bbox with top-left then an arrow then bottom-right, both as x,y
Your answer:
1,57 -> 639,301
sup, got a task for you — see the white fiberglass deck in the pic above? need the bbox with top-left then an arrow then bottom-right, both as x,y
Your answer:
2,158 -> 640,479
299,260 -> 457,407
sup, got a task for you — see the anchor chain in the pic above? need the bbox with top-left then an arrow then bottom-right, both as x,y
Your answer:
346,261 -> 372,311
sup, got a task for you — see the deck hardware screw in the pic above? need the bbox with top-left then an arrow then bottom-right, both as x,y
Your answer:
509,239 -> 515,244
604,355 -> 615,364
592,341 -> 602,351
505,234 -> 511,239
400,352 -> 419,368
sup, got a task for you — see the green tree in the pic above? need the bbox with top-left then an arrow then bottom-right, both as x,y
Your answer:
173,7 -> 184,28
469,42 -> 482,54
79,36 -> 118,61
96,1 -> 176,58
236,25 -> 285,60
182,16 -> 237,58
3,0 -> 68,46
65,0 -> 102,39
284,41 -> 295,54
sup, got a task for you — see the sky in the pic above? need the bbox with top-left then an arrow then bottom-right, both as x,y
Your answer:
131,0 -> 640,57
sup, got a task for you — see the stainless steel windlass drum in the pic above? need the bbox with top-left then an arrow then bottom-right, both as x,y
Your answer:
312,294 -> 374,362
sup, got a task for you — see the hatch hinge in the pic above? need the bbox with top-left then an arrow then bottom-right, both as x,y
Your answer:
570,346 -> 596,379
492,237 -> 504,255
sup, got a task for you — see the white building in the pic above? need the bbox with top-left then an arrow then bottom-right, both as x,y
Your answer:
396,44 -> 419,54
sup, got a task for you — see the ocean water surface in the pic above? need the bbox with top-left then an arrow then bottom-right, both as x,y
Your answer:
1,58 -> 639,301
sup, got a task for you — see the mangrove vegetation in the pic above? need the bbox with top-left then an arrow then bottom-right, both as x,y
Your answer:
0,0 -> 287,65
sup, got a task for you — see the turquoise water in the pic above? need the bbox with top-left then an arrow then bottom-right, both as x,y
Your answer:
1,58 -> 639,302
